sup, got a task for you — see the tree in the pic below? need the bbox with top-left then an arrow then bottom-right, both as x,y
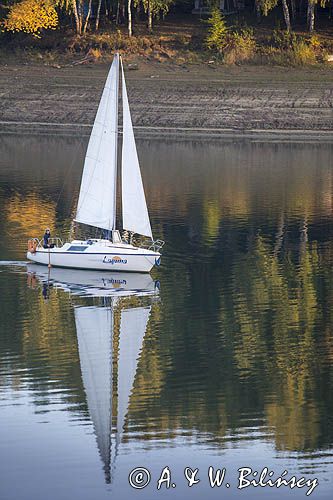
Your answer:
128,0 -> 133,36
205,7 -> 228,54
83,0 -> 92,33
281,0 -> 291,31
306,0 -> 328,32
138,0 -> 174,32
3,0 -> 58,37
307,0 -> 315,32
95,0 -> 102,30
72,0 -> 82,34
257,0 -> 291,31
71,0 -> 94,35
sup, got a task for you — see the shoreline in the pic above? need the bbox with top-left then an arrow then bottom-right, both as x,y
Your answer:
1,121 -> 333,142
0,62 -> 332,139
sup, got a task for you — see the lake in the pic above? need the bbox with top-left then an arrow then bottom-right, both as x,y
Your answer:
0,134 -> 332,499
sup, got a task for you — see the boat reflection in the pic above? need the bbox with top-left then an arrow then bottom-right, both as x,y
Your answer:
26,263 -> 160,297
27,264 -> 158,483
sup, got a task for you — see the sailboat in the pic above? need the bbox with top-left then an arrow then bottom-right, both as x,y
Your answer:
75,299 -> 151,483
27,53 -> 164,273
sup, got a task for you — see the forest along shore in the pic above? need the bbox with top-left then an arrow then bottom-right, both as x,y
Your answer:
1,62 -> 333,139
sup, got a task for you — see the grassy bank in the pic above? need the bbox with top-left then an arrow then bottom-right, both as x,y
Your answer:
1,13 -> 333,68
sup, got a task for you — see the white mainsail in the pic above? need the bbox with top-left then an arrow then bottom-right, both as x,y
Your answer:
75,55 -> 119,231
121,63 -> 153,239
75,305 -> 113,483
117,306 -> 151,441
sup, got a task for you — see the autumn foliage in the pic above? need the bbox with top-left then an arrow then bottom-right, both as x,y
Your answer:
3,0 -> 58,37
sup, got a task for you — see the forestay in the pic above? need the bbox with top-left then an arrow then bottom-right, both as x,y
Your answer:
121,63 -> 153,239
75,55 -> 119,231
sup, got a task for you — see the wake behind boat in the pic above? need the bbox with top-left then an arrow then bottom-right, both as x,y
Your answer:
27,53 -> 164,273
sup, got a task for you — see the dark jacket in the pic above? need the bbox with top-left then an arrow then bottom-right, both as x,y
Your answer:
43,232 -> 51,247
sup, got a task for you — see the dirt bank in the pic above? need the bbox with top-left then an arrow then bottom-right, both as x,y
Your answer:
0,61 -> 332,139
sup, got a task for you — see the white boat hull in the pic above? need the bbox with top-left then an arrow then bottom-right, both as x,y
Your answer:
27,240 -> 161,273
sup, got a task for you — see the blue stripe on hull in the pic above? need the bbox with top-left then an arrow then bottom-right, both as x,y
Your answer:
34,251 -> 159,257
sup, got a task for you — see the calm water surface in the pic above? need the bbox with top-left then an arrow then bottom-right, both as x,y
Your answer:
0,135 -> 332,500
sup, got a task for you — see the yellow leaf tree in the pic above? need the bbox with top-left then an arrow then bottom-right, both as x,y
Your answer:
3,0 -> 58,37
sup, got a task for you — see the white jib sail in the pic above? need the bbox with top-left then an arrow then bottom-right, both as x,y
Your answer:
75,306 -> 113,481
121,63 -> 153,239
75,55 -> 119,231
117,306 -> 151,441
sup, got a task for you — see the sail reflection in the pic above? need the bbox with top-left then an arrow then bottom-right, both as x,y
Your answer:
26,264 -> 157,484
75,300 -> 152,483
75,305 -> 113,483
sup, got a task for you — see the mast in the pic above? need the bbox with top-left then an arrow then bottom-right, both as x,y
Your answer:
112,53 -> 120,233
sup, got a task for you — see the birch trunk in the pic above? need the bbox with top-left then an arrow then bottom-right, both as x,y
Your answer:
128,0 -> 132,36
72,0 -> 82,34
95,0 -> 102,30
83,0 -> 92,34
282,0 -> 291,31
148,1 -> 153,32
307,1 -> 315,32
